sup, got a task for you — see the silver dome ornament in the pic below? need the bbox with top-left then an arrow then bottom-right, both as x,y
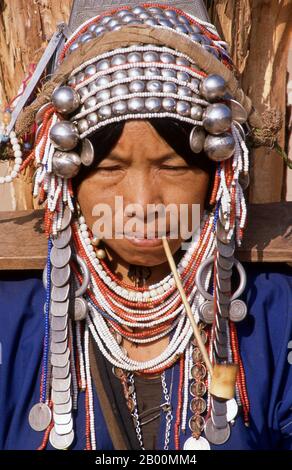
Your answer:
96,75 -> 111,87
143,51 -> 159,62
52,151 -> 81,178
146,80 -> 162,93
132,5 -> 146,15
190,104 -> 203,120
176,101 -> 191,116
98,105 -> 112,120
191,78 -> 200,90
145,18 -> 158,26
111,54 -> 127,67
79,32 -> 94,44
200,74 -> 227,102
127,52 -> 142,63
77,119 -> 89,134
116,9 -> 129,18
226,98 -> 248,124
112,101 -> 127,115
165,9 -> 178,19
88,81 -> 99,94
158,18 -> 173,27
112,70 -> 128,81
145,97 -> 162,112
191,24 -> 202,34
203,103 -> 232,135
108,18 -> 121,29
162,97 -> 176,112
96,59 -> 110,71
122,14 -> 136,23
84,64 -> 97,77
176,57 -> 190,67
100,15 -> 111,25
204,132 -> 235,161
177,71 -> 190,82
67,76 -> 76,88
163,82 -> 178,94
76,72 -> 85,84
189,126 -> 205,153
84,96 -> 97,110
78,87 -> 89,99
111,84 -> 129,97
128,67 -> 144,79
175,24 -> 189,34
161,69 -> 176,79
88,23 -> 98,33
129,80 -> 145,93
80,138 -> 95,166
69,43 -> 79,53
93,25 -> 107,36
96,89 -> 111,103
87,112 -> 98,127
160,52 -> 176,64
50,121 -> 79,151
178,86 -> 192,97
145,67 -> 161,77
128,97 -> 144,113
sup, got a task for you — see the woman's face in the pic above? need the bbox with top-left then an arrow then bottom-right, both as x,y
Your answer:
77,120 -> 210,267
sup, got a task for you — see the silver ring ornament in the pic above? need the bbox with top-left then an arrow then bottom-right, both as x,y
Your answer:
195,255 -> 246,301
43,254 -> 90,297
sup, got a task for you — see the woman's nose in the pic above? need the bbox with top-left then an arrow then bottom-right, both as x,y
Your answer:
123,169 -> 163,216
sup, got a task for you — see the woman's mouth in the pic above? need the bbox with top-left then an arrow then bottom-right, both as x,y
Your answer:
123,231 -> 171,248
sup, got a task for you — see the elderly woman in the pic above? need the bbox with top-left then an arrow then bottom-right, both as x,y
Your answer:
0,3 -> 291,451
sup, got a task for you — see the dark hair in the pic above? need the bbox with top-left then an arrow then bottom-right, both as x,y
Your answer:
73,118 -> 216,208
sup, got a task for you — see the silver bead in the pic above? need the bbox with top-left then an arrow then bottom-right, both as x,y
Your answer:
191,78 -> 200,90
127,19 -> 143,25
112,101 -> 127,115
145,18 -> 158,26
52,151 -> 81,178
76,72 -> 85,84
129,80 -> 145,93
175,24 -> 189,34
111,84 -> 129,97
52,86 -> 80,115
143,51 -> 159,62
162,97 -> 176,112
132,6 -> 146,15
128,97 -> 144,113
164,9 -> 178,19
139,12 -> 151,20
79,32 -> 94,44
160,52 -> 175,64
149,7 -> 163,14
128,67 -> 144,78
191,24 -> 202,34
93,25 -> 107,36
122,14 -> 136,23
78,87 -> 89,99
87,112 -> 98,127
161,69 -> 176,79
127,52 -> 142,63
190,104 -> 203,120
145,97 -> 161,112
98,105 -> 112,120
163,82 -> 177,94
116,9 -> 129,18
67,76 -> 76,87
189,126 -> 205,153
177,71 -> 190,82
176,57 -> 190,67
202,45 -> 220,58
178,86 -> 192,97
190,33 -> 209,45
88,24 -> 98,33
203,103 -> 232,135
84,64 -> 97,77
200,74 -> 227,102
96,75 -> 111,87
177,14 -> 189,24
204,132 -> 235,161
176,101 -> 191,116
96,59 -> 110,71
77,119 -> 89,134
69,42 -> 79,53
100,15 -> 112,25
108,19 -> 120,29
50,121 -> 79,151
112,70 -> 128,81
111,54 -> 127,67
84,96 -> 97,109
145,67 -> 161,77
146,80 -> 162,93
158,18 -> 173,27
96,89 -> 111,103
88,81 -> 99,94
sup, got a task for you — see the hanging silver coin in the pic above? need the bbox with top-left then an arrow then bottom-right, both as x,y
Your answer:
204,418 -> 230,445
51,388 -> 71,405
51,284 -> 70,303
229,299 -> 248,322
216,239 -> 235,258
239,172 -> 250,190
52,226 -> 72,249
52,374 -> 71,392
29,402 -> 52,432
217,264 -> 232,280
51,348 -> 70,368
54,419 -> 73,436
217,253 -> 234,271
211,397 -> 227,416
73,297 -> 88,321
51,327 -> 68,344
49,427 -> 74,450
51,265 -> 71,287
36,102 -> 52,126
50,340 -> 67,355
50,245 -> 72,269
51,315 -> 68,331
50,299 -> 69,317
199,300 -> 214,324
211,410 -> 228,429
227,398 -> 239,421
80,138 -> 95,166
60,206 -> 72,230
216,220 -> 230,244
53,397 -> 72,415
53,412 -> 72,426
52,362 -> 70,380
183,436 -> 210,450
189,126 -> 205,154
226,98 -> 248,124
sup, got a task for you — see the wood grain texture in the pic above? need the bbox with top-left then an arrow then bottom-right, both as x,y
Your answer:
0,204 -> 291,270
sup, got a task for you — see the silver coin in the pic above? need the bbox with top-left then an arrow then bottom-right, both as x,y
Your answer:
216,239 -> 235,258
50,340 -> 67,355
227,398 -> 239,421
183,436 -> 210,450
51,265 -> 71,287
205,418 -> 230,445
51,284 -> 70,302
211,397 -> 227,416
73,297 -> 88,321
52,226 -> 72,249
51,348 -> 70,368
51,388 -> 71,405
54,396 -> 72,414
80,138 -> 95,166
217,253 -> 234,271
29,402 -> 52,432
60,206 -> 72,230
53,412 -> 72,426
217,264 -> 232,280
216,274 -> 230,293
239,172 -> 250,190
227,98 -> 248,124
216,220 -> 230,244
54,419 -> 73,436
211,410 -> 228,429
50,299 -> 69,317
36,102 -> 52,126
51,315 -> 68,331
199,300 -> 214,324
49,427 -> 74,450
50,245 -> 72,269
51,327 -> 68,344
52,362 -> 70,379
214,341 -> 228,359
52,374 -> 71,392
229,299 -> 248,322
